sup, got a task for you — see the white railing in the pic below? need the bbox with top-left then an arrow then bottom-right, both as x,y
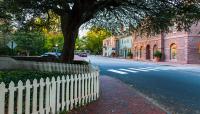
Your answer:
18,61 -> 93,74
0,71 -> 99,114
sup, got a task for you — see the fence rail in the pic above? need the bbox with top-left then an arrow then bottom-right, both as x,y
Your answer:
19,61 -> 94,74
0,71 -> 99,114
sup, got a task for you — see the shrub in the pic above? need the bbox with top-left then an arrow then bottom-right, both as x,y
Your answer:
0,70 -> 69,86
127,51 -> 133,57
154,50 -> 162,58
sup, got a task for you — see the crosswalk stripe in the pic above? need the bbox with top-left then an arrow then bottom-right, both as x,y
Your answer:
119,69 -> 138,73
107,69 -> 128,74
108,67 -> 186,75
138,67 -> 154,70
129,68 -> 150,72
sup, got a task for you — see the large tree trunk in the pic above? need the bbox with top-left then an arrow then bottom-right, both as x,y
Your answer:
61,14 -> 80,63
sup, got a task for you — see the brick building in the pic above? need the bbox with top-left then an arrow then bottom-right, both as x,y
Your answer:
132,24 -> 200,64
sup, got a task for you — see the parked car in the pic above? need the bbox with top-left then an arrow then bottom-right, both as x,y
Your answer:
78,52 -> 87,57
41,52 -> 61,58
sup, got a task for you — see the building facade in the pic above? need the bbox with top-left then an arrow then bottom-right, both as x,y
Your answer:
102,36 -> 117,57
118,35 -> 132,58
132,24 -> 200,64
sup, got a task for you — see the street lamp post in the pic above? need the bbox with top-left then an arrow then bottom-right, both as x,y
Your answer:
55,44 -> 58,56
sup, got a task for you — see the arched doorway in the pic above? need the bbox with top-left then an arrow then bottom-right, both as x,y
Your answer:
170,43 -> 177,60
153,45 -> 158,59
146,45 -> 151,60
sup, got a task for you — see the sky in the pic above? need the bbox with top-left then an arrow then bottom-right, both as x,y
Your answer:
78,28 -> 89,38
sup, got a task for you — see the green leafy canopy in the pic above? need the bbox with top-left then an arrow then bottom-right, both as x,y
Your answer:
1,0 -> 200,35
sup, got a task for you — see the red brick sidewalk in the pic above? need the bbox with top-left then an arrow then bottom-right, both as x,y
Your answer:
68,76 -> 167,114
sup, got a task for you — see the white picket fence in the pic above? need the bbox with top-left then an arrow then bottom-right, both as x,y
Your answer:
0,71 -> 100,114
18,61 -> 94,74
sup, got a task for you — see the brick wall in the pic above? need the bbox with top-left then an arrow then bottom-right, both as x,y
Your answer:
187,36 -> 200,64
164,32 -> 188,63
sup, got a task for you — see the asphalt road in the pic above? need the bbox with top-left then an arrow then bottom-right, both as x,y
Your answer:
87,55 -> 200,114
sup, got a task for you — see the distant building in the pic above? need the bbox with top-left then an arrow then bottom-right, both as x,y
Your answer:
118,35 -> 132,58
102,36 -> 117,57
132,23 -> 200,64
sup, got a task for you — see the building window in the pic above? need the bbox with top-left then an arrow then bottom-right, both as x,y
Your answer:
170,43 -> 177,60
153,45 -> 158,59
134,47 -> 138,58
140,46 -> 143,58
146,45 -> 151,60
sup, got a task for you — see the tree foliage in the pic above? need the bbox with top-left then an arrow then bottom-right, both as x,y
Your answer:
44,32 -> 64,52
75,37 -> 87,51
85,27 -> 111,54
1,0 -> 200,62
12,31 -> 46,55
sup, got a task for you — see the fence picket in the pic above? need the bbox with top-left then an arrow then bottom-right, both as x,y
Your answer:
81,74 -> 85,105
0,83 -> 6,114
50,77 -> 56,114
91,73 -> 94,101
97,72 -> 100,99
56,77 -> 61,113
32,79 -> 38,114
25,80 -> 31,114
17,81 -> 24,114
39,78 -> 45,114
66,76 -> 70,111
8,82 -> 15,114
74,74 -> 78,107
85,74 -> 88,104
94,74 -> 97,100
61,76 -> 65,110
70,76 -> 74,110
88,73 -> 91,102
78,74 -> 81,106
45,78 -> 51,114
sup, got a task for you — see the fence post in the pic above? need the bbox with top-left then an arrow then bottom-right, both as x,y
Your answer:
0,83 -> 6,114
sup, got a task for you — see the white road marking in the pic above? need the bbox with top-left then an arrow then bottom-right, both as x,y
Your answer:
107,69 -> 128,74
129,68 -> 151,72
108,67 -> 187,75
119,69 -> 138,73
138,67 -> 154,70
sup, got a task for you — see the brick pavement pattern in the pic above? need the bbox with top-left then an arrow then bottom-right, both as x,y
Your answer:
68,76 -> 167,114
